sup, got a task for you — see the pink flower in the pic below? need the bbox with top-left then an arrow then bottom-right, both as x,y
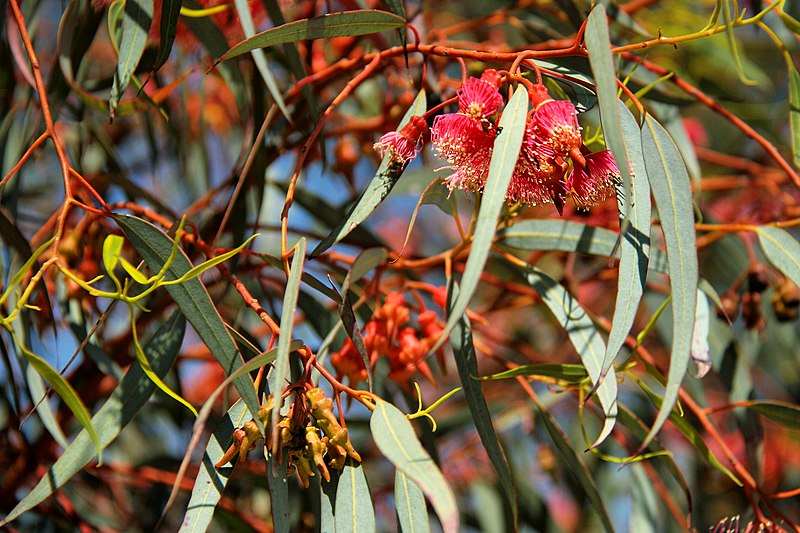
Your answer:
566,149 -> 620,209
430,113 -> 495,191
457,77 -> 504,120
373,115 -> 428,164
507,130 -> 568,208
532,99 -> 583,159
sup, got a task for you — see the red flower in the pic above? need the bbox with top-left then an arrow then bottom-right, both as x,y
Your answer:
532,99 -> 583,159
373,115 -> 428,164
430,113 -> 495,192
507,130 -> 568,207
457,77 -> 504,120
566,150 -> 620,209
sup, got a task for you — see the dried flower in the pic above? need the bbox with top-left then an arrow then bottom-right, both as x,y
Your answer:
373,115 -> 428,164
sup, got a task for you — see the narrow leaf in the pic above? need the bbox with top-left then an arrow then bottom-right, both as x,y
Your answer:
110,0 -> 153,117
114,214 -> 262,432
309,89 -> 426,258
268,453 -> 290,533
219,10 -> 406,61
789,63 -> 800,168
154,0 -> 181,70
748,400 -> 800,431
4,312 -> 185,525
434,86 -> 529,353
448,282 -> 517,526
371,400 -> 459,533
640,114 -> 698,450
599,102 -> 651,396
586,5 -> 634,220
532,398 -> 614,532
335,461 -> 376,533
478,363 -> 589,383
524,268 -> 618,447
395,469 -> 430,533
269,238 -> 306,452
179,400 -> 249,533
232,0 -> 291,120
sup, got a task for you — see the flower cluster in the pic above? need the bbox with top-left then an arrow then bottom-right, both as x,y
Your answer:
330,291 -> 444,387
215,388 -> 361,489
373,72 -> 622,212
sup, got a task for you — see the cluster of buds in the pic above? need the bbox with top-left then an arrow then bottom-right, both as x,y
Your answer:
373,71 -> 621,213
718,264 -> 800,330
330,291 -> 444,387
215,388 -> 361,488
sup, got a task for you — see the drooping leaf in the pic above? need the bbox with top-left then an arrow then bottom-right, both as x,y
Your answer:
320,473 -> 338,532
371,400 -> 459,532
219,10 -> 406,61
395,469 -> 430,533
639,114 -> 698,450
154,0 -> 181,70
448,282 -> 517,526
789,64 -> 800,169
268,453 -> 290,533
232,0 -> 291,120
25,364 -> 68,449
109,0 -> 154,118
691,289 -> 712,378
524,268 -> 618,447
531,397 -> 614,532
269,238 -> 306,452
434,86 -> 529,353
114,214 -> 262,432
4,312 -> 185,525
335,461 -> 376,533
309,89 -> 426,258
586,4 -> 634,221
758,226 -> 800,286
179,400 -> 249,533
599,102 -> 651,400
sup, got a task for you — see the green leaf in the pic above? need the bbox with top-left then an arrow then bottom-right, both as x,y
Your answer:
524,268 -> 617,447
309,89 -> 426,258
586,5 -> 634,221
320,472 -> 338,531
599,102 -> 651,402
268,454 -> 290,533
335,461 -> 376,533
448,282 -> 517,526
478,363 -> 589,383
631,372 -> 741,486
179,400 -> 249,533
25,364 -> 69,449
757,226 -> 800,286
434,86 -> 529,353
119,257 -> 149,284
232,0 -> 291,120
497,219 -> 619,256
371,400 -> 459,533
219,10 -> 406,61
109,0 -> 153,118
269,238 -> 306,449
748,400 -> 800,431
154,0 -> 181,70
531,397 -> 614,532
4,312 -> 185,525
789,64 -> 800,170
395,470 -> 430,533
114,214 -> 262,432
640,114 -> 698,450
102,233 -> 124,281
